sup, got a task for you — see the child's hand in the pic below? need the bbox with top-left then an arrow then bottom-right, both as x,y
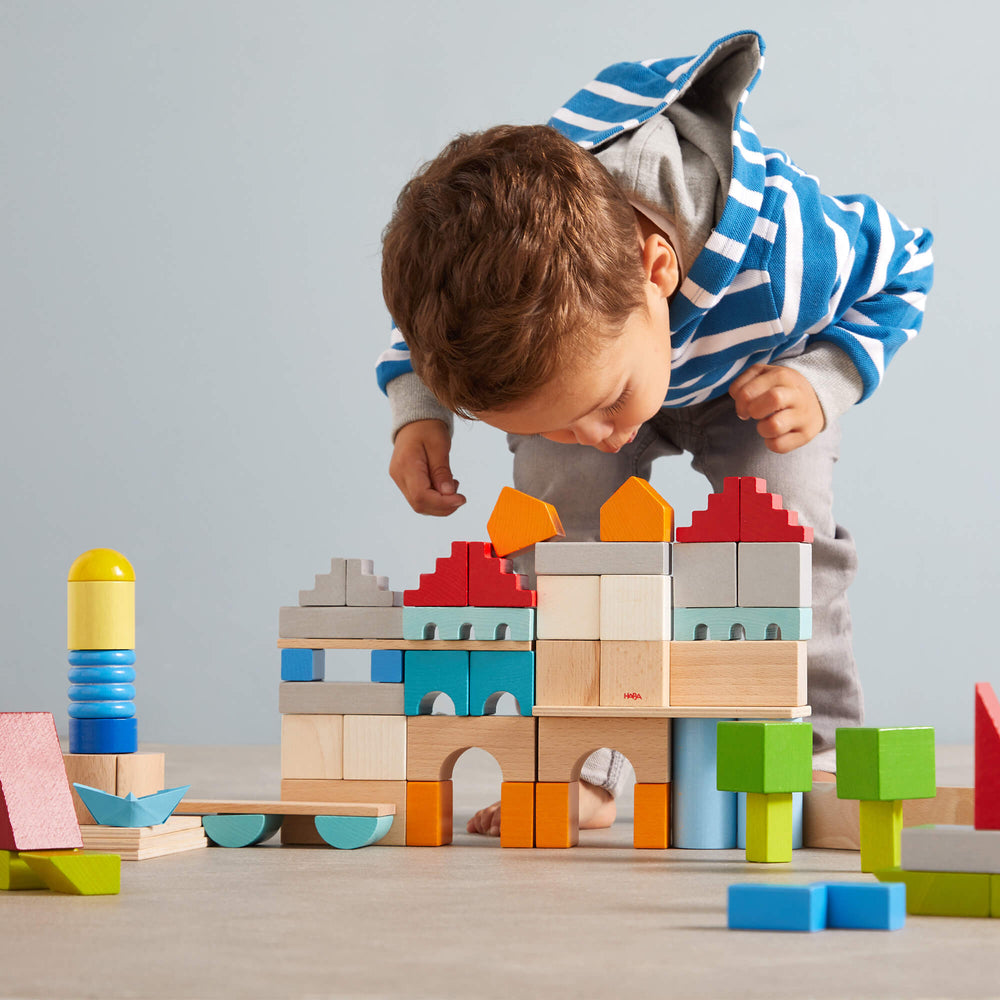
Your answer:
389,419 -> 467,516
728,365 -> 824,454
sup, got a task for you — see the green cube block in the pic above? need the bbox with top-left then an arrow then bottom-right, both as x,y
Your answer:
835,727 -> 936,801
716,721 -> 813,793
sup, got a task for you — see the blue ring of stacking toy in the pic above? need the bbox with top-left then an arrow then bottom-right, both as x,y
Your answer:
67,665 -> 136,684
69,716 -> 138,754
68,701 -> 136,719
68,650 -> 136,666
68,683 -> 136,702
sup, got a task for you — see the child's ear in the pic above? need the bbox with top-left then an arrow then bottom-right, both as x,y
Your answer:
642,234 -> 680,299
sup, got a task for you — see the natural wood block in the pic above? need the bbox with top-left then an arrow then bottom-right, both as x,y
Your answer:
406,781 -> 453,846
633,783 -> 669,849
533,705 -> 810,719
279,681 -> 404,716
280,780 -> 406,846
535,640 -> 600,708
668,641 -> 806,708
738,543 -> 811,608
279,638 -> 532,652
535,542 -> 671,576
537,716 -> 671,783
79,815 -> 208,860
115,753 -> 165,798
599,477 -> 673,542
343,715 -> 407,780
599,640 -> 669,707
179,798 -> 392,816
536,576 -> 600,640
535,782 -> 579,848
600,576 -> 672,640
299,558 -> 347,606
406,716 -> 537,781
500,782 -> 535,848
487,487 -> 565,558
281,714 -> 344,780
62,754 -> 117,825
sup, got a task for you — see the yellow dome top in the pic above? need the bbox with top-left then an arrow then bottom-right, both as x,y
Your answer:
68,549 -> 135,582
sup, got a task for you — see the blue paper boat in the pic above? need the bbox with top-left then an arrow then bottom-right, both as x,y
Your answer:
73,782 -> 192,827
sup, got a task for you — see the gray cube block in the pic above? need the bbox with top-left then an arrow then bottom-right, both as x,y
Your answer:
738,543 -> 812,608
672,543 -> 737,607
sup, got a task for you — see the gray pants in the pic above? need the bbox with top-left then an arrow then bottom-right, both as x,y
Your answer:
509,394 -> 863,795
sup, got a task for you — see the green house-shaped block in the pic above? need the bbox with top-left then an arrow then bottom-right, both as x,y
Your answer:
835,727 -> 936,801
716,721 -> 813,793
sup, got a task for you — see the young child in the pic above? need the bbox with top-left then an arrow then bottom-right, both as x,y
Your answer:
376,31 -> 933,837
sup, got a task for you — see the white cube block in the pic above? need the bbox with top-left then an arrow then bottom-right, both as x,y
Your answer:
536,575 -> 601,639
600,575 -> 672,640
738,543 -> 811,608
672,543 -> 737,607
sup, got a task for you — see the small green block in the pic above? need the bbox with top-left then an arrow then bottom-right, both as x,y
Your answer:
717,721 -> 813,793
0,850 -> 47,890
875,868 -> 991,917
835,727 -> 936,801
20,852 -> 121,896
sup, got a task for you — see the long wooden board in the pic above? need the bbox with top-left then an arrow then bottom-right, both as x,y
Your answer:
532,705 -> 810,719
177,798 -> 394,817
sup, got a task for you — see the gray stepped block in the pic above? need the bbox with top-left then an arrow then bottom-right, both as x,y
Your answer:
279,681 -> 405,715
346,559 -> 402,607
534,541 -> 671,576
738,543 -> 812,608
279,606 -> 404,640
299,558 -> 347,606
672,543 -> 737,608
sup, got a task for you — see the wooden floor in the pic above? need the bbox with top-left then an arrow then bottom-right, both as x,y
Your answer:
3,744 -> 996,1000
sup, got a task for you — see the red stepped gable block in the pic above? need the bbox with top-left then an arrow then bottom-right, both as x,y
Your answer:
0,712 -> 82,852
467,542 -> 537,608
975,682 -> 1000,830
403,541 -> 470,607
675,477 -> 741,542
739,477 -> 813,543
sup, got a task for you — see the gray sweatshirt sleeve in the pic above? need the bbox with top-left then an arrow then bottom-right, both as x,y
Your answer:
773,343 -> 865,428
386,372 -> 455,442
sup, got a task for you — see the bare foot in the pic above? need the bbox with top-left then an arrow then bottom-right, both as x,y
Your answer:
466,780 -> 616,837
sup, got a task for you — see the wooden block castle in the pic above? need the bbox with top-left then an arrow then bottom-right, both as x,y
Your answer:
276,476 -> 815,849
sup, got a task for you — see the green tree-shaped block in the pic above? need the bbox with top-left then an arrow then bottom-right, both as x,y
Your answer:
717,721 -> 813,793
835,727 -> 936,801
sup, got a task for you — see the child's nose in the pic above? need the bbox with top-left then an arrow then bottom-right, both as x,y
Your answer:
571,415 -> 613,447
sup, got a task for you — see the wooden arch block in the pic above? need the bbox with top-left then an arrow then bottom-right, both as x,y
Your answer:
600,477 -> 673,542
487,488 -> 564,558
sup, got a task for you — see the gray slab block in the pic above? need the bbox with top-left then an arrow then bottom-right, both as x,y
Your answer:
738,542 -> 812,608
673,543 -> 737,607
534,541 -> 671,576
299,557 -> 347,606
279,681 -> 405,715
279,606 -> 404,639
346,558 -> 402,607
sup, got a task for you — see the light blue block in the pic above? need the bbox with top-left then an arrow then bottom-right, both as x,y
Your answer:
673,607 -> 812,640
203,814 -> 283,848
824,882 -> 906,930
314,814 -> 394,849
371,649 -> 404,683
470,651 -> 534,716
671,717 -> 737,848
403,606 -> 535,641
281,648 -> 325,681
404,650 -> 470,715
728,884 -> 828,931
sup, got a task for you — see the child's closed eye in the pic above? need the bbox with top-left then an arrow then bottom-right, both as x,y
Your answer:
602,386 -> 631,416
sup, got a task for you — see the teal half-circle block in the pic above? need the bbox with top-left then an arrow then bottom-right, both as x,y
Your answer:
202,813 -> 283,848
314,814 -> 394,849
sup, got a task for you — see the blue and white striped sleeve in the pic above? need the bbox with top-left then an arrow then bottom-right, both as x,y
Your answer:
375,324 -> 414,395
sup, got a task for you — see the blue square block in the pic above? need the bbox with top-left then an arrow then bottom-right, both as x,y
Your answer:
825,882 -> 906,930
281,648 -> 325,681
728,883 -> 827,932
470,651 -> 534,716
404,650 -> 469,715
371,649 -> 404,683
69,716 -> 138,754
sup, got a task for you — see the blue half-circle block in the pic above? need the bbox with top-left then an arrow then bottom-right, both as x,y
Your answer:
314,814 -> 393,849
68,650 -> 136,666
203,814 -> 283,848
68,683 -> 136,702
69,716 -> 138,754
68,701 -> 135,719
68,665 -> 136,684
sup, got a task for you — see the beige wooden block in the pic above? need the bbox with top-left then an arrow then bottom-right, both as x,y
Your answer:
536,576 -> 600,640
281,714 -> 344,779
115,752 -> 165,797
343,715 -> 407,780
669,640 -> 806,707
600,640 -> 669,707
406,715 -> 537,781
600,575 -> 672,640
532,705 -> 810,719
280,780 -> 407,846
178,798 -> 393,817
63,754 -> 117,825
535,640 -> 600,707
537,716 -> 671,783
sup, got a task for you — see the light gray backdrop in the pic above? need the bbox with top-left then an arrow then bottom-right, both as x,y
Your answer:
2,0 -> 995,745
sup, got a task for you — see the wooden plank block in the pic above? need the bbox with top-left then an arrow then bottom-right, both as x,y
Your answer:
599,477 -> 672,542
902,824 -> 1000,874
406,715 -> 537,781
738,542 -> 811,608
499,782 -> 534,848
279,606 -> 404,640
668,640 -> 807,708
537,716 -> 670,783
346,559 -> 402,607
343,715 -> 407,780
405,780 -> 453,846
600,575 -> 672,640
535,782 -> 579,848
279,781 -> 405,846
599,640 -> 669,708
672,543 -> 737,608
533,704 -> 810,719
279,638 -> 532,651
281,714 -> 344,779
535,641 -> 600,708
633,783 -> 669,849
403,541 -> 469,607
487,487 -> 564,557
279,681 -> 404,716
299,558 -> 347,606
975,682 -> 1000,830
534,542 -> 671,577
182,796 -> 395,817
536,576 -> 600,640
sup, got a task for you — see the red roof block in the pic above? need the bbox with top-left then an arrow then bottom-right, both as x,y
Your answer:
403,541 -> 469,607
467,542 -> 537,608
0,712 -> 82,852
675,477 -> 741,542
975,682 -> 1000,830
739,477 -> 813,543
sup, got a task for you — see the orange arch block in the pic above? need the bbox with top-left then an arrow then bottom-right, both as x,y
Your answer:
487,488 -> 565,558
600,477 -> 673,542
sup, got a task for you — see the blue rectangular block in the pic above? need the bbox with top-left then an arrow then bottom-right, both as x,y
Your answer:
728,883 -> 827,932
371,649 -> 404,683
68,716 -> 138,754
281,648 -> 325,681
825,881 -> 906,930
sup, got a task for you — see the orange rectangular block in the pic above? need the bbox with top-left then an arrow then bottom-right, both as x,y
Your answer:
500,782 -> 535,848
633,783 -> 670,849
535,781 -> 579,848
406,781 -> 453,846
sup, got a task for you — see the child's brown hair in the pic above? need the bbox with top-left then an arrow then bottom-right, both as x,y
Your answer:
381,124 -> 646,417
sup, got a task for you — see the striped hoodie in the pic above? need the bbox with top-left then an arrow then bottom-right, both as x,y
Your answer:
377,30 -> 933,432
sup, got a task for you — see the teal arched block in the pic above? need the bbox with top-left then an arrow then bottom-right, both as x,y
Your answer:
202,813 -> 283,848
470,651 -> 534,716
314,814 -> 394,849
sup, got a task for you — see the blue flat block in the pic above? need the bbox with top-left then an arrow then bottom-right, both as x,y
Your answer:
203,814 -> 283,848
470,651 -> 534,716
404,650 -> 470,715
281,648 -> 325,681
824,882 -> 906,930
67,665 -> 136,684
68,683 -> 136,702
314,814 -> 394,849
68,650 -> 136,667
673,607 -> 812,641
403,606 -> 535,641
671,717 -> 737,848
371,649 -> 404,683
68,701 -> 135,720
728,884 -> 828,931
68,716 -> 138,754
737,791 -> 803,851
